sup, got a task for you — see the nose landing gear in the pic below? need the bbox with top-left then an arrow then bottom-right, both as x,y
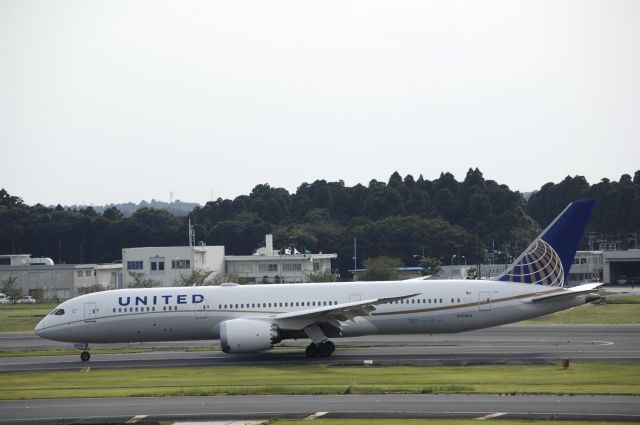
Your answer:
74,342 -> 91,362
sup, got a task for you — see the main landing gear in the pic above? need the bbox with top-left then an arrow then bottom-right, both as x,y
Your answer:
304,324 -> 336,358
305,340 -> 335,358
74,342 -> 91,362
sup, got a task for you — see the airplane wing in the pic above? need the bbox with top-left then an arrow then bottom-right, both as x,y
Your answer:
268,293 -> 420,330
530,282 -> 603,303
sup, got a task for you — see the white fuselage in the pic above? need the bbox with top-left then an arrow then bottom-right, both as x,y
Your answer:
35,280 -> 587,345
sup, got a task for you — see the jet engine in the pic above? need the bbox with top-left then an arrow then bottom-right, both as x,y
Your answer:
219,318 -> 279,353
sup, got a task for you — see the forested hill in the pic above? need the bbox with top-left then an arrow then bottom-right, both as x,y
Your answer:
1,168 -> 638,277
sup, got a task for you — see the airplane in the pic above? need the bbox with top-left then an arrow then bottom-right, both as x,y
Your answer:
35,199 -> 601,361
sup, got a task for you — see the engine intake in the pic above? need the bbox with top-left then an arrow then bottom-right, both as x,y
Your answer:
219,318 -> 279,353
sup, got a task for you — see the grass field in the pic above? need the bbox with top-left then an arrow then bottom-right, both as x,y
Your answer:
1,362 -> 638,400
0,303 -> 56,332
520,302 -> 640,325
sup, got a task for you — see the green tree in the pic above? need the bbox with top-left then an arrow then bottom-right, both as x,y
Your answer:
418,257 -> 442,277
77,284 -> 106,295
31,288 -> 44,302
308,271 -> 336,282
1,276 -> 22,303
360,256 -> 404,281
466,266 -> 479,280
175,268 -> 216,286
127,271 -> 161,288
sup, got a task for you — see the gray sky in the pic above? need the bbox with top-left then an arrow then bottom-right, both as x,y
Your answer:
2,0 -> 639,206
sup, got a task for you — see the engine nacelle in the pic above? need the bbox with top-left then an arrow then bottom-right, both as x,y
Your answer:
219,318 -> 279,353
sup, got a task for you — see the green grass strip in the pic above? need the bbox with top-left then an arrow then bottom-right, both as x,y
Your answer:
1,362 -> 639,400
519,303 -> 640,325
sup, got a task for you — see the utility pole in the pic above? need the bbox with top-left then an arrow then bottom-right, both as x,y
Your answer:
353,237 -> 357,271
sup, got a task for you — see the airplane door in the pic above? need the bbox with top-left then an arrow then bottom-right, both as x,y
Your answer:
84,303 -> 97,322
478,292 -> 491,311
195,298 -> 207,319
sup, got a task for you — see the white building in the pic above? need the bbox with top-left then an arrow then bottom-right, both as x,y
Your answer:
224,235 -> 337,283
121,244 -> 225,287
0,256 -> 123,301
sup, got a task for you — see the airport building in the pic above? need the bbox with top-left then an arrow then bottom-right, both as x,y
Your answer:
0,235 -> 337,300
121,245 -> 225,288
224,234 -> 337,284
0,254 -> 122,301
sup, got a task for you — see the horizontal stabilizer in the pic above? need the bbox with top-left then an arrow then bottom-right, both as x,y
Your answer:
531,283 -> 603,303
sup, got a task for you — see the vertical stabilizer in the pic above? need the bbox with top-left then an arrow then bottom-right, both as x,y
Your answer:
494,199 -> 596,287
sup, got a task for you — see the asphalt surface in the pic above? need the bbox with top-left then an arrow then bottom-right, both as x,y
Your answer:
1,324 -> 639,423
1,325 -> 639,371
1,394 -> 640,423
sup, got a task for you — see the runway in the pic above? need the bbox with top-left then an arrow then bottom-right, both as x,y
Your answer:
1,325 -> 639,372
1,394 -> 640,423
2,325 -> 639,423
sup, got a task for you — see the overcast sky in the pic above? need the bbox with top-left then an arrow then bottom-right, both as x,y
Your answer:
1,0 -> 638,206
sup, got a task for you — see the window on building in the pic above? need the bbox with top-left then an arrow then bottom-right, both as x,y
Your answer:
127,261 -> 143,270
258,264 -> 278,272
283,263 -> 302,272
313,261 -> 320,271
172,259 -> 190,269
77,271 -> 83,277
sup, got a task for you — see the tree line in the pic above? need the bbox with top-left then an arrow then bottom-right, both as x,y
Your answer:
1,169 -> 638,279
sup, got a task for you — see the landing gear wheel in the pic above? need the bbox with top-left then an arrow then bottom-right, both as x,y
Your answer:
80,351 -> 90,362
318,340 -> 335,357
305,343 -> 319,358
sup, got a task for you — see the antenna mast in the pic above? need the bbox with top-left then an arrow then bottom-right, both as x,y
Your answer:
188,219 -> 195,247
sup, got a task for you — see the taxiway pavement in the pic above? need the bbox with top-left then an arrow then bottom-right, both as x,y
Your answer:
1,325 -> 638,372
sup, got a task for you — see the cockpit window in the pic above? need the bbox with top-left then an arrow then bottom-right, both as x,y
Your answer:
49,309 -> 65,316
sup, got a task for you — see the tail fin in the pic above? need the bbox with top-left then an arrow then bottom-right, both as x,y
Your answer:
494,199 -> 596,287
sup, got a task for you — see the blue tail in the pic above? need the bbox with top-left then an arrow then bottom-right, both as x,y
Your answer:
494,199 -> 596,287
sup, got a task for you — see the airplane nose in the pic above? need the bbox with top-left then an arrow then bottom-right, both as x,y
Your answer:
34,318 -> 46,337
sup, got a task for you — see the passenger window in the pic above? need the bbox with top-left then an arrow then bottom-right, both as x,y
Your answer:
312,302 -> 316,306
135,307 -> 138,312
451,298 -> 454,303
285,302 -> 288,307
113,308 -> 116,313
412,299 -> 415,304
323,301 -> 327,306
307,302 -> 310,306
439,298 -> 443,303
457,298 -> 460,303
118,308 -> 121,313
296,302 -> 299,306
152,307 -> 155,311
263,303 -> 266,307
